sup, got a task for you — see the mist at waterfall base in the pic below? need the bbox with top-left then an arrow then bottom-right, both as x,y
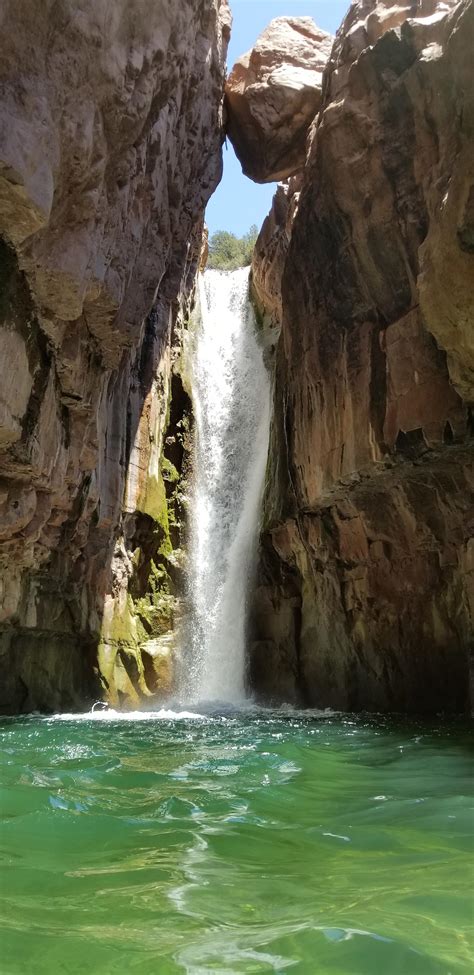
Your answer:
178,268 -> 270,706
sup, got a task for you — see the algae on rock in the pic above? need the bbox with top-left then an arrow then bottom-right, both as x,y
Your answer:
98,299 -> 196,709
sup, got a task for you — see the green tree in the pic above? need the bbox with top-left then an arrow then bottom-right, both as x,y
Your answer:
207,225 -> 258,271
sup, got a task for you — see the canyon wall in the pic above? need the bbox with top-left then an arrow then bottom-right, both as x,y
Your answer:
0,0 -> 231,713
227,0 -> 474,712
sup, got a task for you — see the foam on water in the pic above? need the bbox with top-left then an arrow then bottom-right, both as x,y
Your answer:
46,708 -> 207,722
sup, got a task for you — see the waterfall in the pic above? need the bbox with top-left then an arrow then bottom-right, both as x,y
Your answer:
183,267 -> 270,703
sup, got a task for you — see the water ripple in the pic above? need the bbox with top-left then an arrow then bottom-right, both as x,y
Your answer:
0,709 -> 472,974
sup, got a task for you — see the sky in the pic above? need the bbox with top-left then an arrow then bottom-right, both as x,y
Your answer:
205,0 -> 350,237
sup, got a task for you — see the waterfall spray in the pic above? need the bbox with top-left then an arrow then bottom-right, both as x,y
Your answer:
182,267 -> 270,703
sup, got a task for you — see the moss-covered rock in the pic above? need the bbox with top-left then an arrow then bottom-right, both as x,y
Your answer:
97,344 -> 194,709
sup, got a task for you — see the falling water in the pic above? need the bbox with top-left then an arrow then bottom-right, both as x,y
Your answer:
184,267 -> 270,703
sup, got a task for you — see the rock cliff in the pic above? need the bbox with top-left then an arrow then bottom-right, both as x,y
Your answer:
228,1 -> 474,712
0,0 -> 230,713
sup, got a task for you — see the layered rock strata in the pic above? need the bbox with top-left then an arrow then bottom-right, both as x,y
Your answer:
0,0 -> 231,713
236,1 -> 474,711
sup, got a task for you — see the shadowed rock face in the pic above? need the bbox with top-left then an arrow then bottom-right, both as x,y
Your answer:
225,17 -> 333,183
250,0 -> 474,713
0,0 -> 230,713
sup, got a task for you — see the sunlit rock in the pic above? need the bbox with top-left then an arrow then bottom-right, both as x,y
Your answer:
250,0 -> 474,714
225,17 -> 333,182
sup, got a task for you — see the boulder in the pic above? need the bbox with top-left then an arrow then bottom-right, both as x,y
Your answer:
225,17 -> 333,182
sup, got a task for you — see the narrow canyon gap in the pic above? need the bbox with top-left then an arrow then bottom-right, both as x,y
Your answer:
0,0 -> 472,714
0,3 -> 473,973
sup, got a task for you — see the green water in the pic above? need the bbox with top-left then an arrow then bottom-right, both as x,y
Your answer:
0,708 -> 472,974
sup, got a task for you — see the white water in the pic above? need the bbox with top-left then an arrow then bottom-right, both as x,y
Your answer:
48,709 -> 208,722
184,267 -> 270,703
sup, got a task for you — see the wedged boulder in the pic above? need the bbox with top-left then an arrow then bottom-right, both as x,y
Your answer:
225,17 -> 333,183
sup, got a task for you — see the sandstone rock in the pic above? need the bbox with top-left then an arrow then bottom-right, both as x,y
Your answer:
250,0 -> 474,713
325,0 -> 461,100
0,0 -> 230,714
251,176 -> 301,337
251,449 -> 473,713
225,18 -> 333,182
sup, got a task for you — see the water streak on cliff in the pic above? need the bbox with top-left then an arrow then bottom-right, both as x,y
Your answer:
184,268 -> 270,702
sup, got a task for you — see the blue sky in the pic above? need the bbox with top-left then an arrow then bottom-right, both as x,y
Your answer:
205,0 -> 349,237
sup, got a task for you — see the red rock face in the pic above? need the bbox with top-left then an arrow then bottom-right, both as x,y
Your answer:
225,17 -> 333,182
0,0 -> 230,712
247,0 -> 474,713
251,176 -> 302,336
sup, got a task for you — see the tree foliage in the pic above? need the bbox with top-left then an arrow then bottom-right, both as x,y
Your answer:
207,225 -> 258,271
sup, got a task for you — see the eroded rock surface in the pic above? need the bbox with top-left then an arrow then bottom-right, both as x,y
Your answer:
0,0 -> 230,713
251,176 -> 301,337
225,18 -> 333,182
250,0 -> 474,712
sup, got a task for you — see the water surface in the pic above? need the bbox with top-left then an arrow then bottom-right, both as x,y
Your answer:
0,708 -> 472,974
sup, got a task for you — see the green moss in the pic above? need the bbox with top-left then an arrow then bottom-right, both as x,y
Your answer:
158,534 -> 173,560
149,559 -> 168,591
133,555 -> 176,637
138,473 -> 168,525
130,547 -> 142,568
104,595 -> 142,648
137,472 -> 175,561
100,568 -> 176,675
161,457 -> 179,484
135,592 -> 176,636
123,360 -> 191,651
